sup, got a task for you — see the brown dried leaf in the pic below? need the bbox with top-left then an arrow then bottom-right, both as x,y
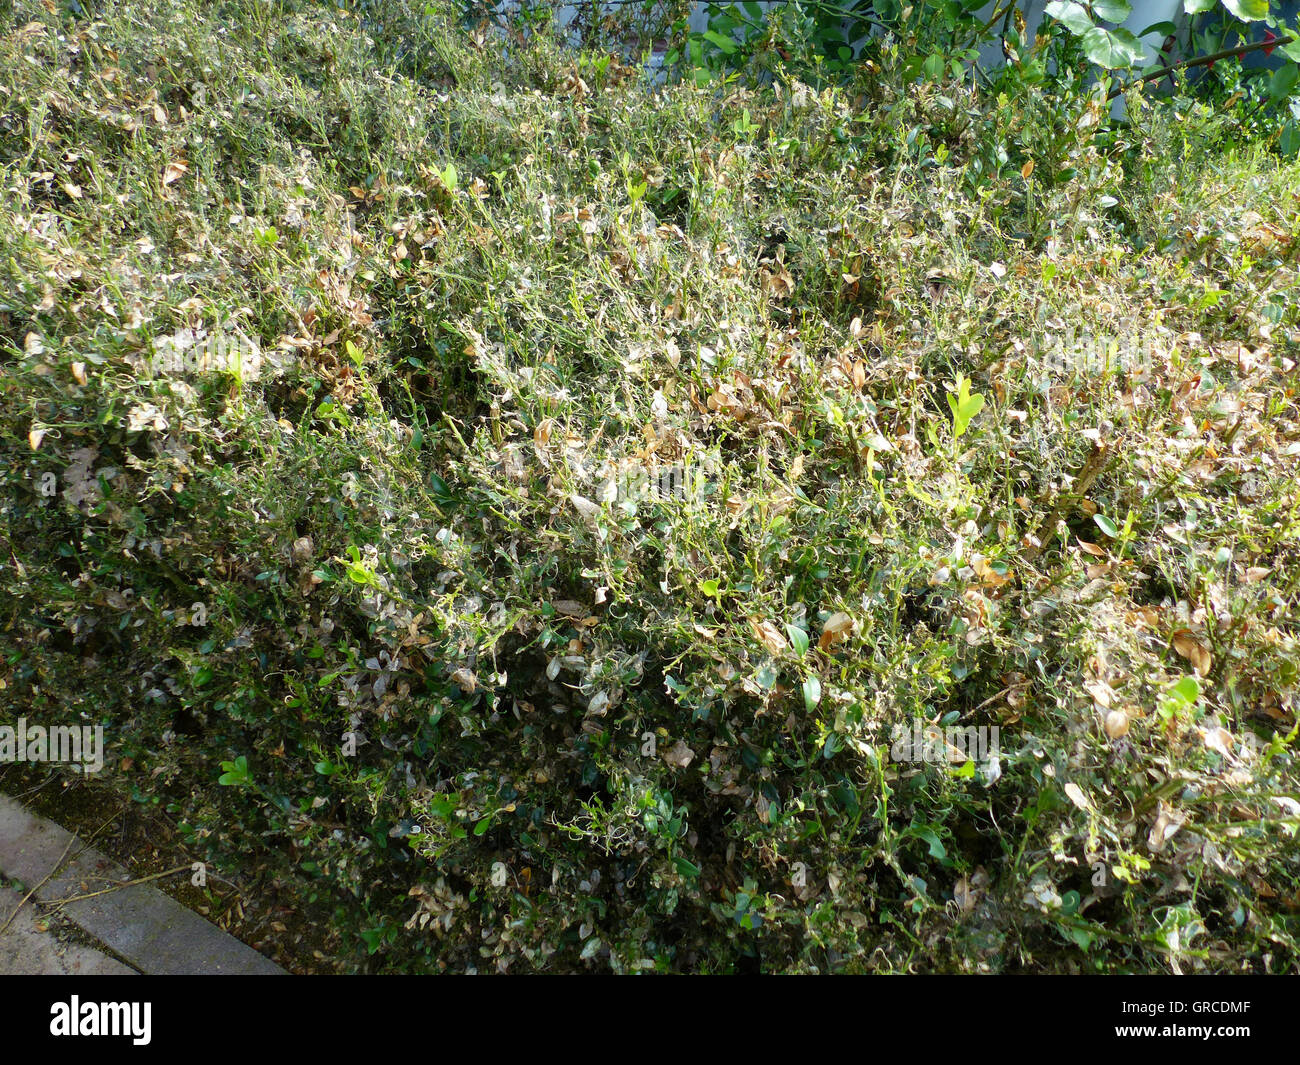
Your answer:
450,667 -> 479,693
1148,802 -> 1186,853
1104,709 -> 1129,739
819,611 -> 854,651
1172,630 -> 1212,676
750,618 -> 788,656
162,159 -> 189,186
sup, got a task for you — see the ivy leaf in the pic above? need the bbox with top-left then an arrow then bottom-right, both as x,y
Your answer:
427,471 -> 454,504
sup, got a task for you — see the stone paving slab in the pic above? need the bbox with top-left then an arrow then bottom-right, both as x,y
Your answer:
0,885 -> 137,975
0,794 -> 285,975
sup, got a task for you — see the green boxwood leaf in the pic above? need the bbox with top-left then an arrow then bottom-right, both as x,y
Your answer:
913,827 -> 947,860
1067,924 -> 1096,950
947,374 -> 986,438
1167,675 -> 1201,708
785,623 -> 810,657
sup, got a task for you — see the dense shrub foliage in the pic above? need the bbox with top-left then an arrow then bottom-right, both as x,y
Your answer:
2,0 -> 1299,971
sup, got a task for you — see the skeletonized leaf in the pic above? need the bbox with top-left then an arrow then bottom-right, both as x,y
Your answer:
569,493 -> 601,528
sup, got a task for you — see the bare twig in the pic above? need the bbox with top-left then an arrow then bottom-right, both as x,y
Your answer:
0,804 -> 123,935
38,865 -> 194,910
0,836 -> 77,937
1022,442 -> 1112,562
1109,34 -> 1296,100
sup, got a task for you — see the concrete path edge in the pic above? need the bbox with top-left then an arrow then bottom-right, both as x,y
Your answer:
0,793 -> 285,975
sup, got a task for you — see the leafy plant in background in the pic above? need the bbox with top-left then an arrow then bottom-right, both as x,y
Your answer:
672,1 -> 1300,151
1046,1 -> 1300,132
